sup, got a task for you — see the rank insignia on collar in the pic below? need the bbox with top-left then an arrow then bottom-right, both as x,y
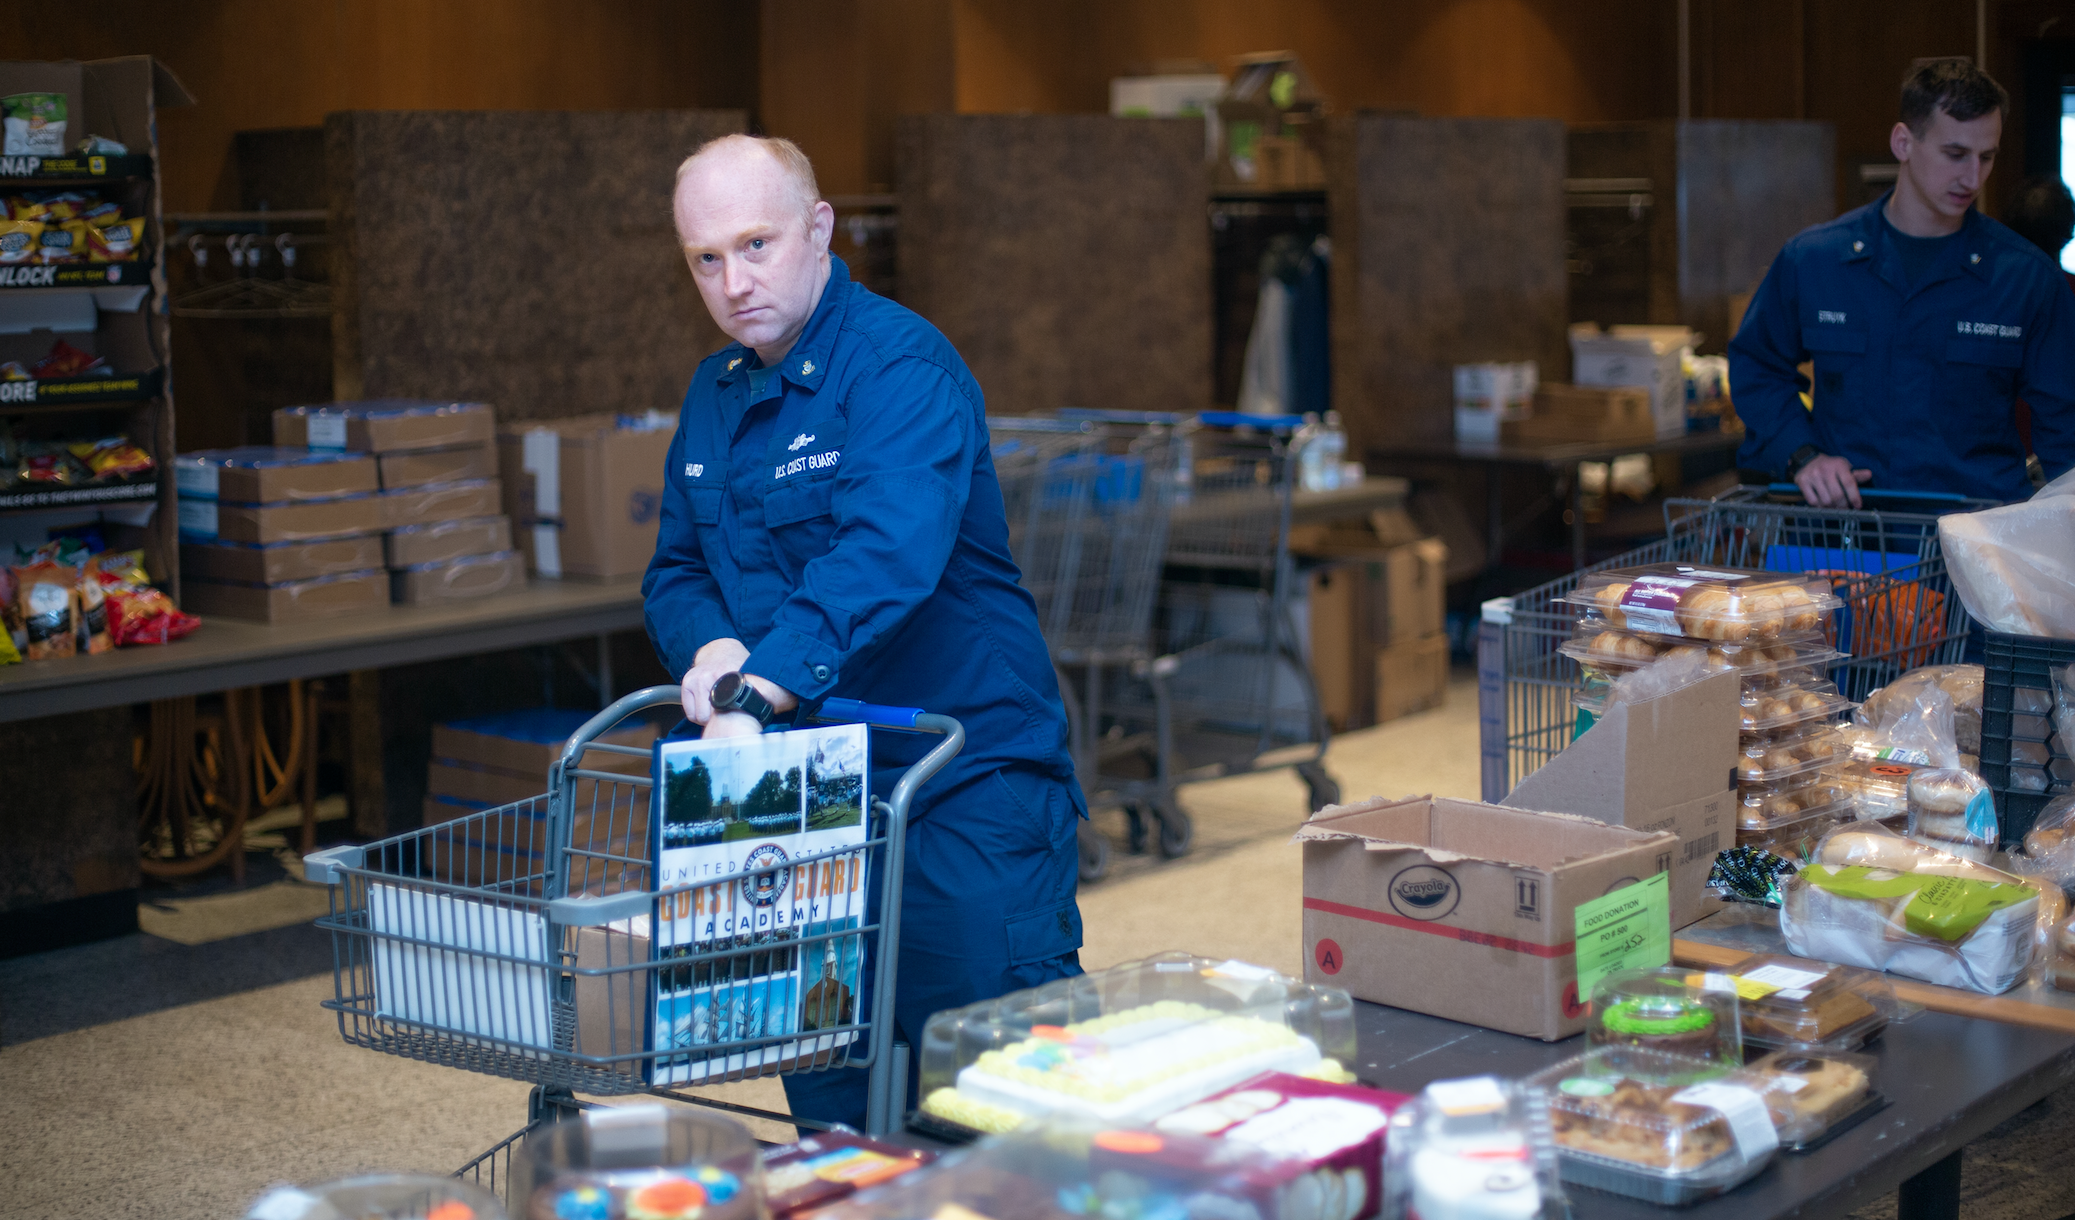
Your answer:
800,359 -> 815,376
727,357 -> 742,371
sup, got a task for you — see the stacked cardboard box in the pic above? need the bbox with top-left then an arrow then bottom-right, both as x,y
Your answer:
1568,324 -> 1695,441
1501,383 -> 1657,445
1295,507 -> 1451,729
497,413 -> 673,580
175,447 -> 389,622
423,708 -> 660,888
273,401 -> 522,604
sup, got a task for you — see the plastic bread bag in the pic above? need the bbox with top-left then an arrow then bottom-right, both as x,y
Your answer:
1938,466 -> 2075,637
1607,648 -> 1713,706
1904,769 -> 1996,863
1784,822 -> 2043,993
1848,681 -> 1961,770
2018,794 -> 2075,889
2057,664 -> 2075,768
1858,665 -> 1984,756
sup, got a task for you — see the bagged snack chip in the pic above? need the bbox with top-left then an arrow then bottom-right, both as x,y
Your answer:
85,216 -> 141,262
69,438 -> 153,480
39,192 -> 87,221
0,217 -> 39,265
80,199 -> 121,227
75,573 -> 111,654
15,562 -> 77,659
35,220 -> 84,263
2,93 -> 67,157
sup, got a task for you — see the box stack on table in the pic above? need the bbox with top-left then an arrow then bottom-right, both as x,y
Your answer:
274,401 -> 522,605
1451,361 -> 1536,445
423,707 -> 658,885
1565,324 -> 1695,442
1295,506 -> 1450,729
497,413 -> 673,580
1503,382 -> 1657,445
1557,565 -> 1857,864
175,448 -> 389,622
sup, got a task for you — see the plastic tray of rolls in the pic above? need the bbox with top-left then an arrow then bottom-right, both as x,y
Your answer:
1562,564 -> 1841,642
1736,725 -> 1847,784
1736,807 -> 1855,862
1562,625 -> 1843,678
1738,774 -> 1856,830
1738,681 -> 1854,732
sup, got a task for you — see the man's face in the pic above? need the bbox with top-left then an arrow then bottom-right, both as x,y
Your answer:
674,146 -> 834,358
1892,107 -> 2001,223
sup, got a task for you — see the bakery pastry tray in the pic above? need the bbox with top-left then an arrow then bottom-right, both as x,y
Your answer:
1736,726 -> 1847,784
1548,1139 -> 1762,1206
1738,786 -> 1857,831
1741,1049 -> 1883,1151
1773,1087 -> 1887,1153
1563,626 -> 1843,678
1563,564 -> 1841,642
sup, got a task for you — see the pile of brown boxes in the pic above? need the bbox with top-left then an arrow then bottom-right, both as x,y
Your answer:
1296,506 -> 1450,730
176,447 -> 390,622
275,401 -> 522,605
1501,383 -> 1657,446
424,708 -> 658,888
497,413 -> 673,581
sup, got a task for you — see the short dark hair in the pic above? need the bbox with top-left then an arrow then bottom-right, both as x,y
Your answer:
1900,58 -> 2008,134
2006,176 -> 2075,258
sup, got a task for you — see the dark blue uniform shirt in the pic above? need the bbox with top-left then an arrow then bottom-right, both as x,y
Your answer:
642,257 -> 1076,786
1730,195 -> 2075,502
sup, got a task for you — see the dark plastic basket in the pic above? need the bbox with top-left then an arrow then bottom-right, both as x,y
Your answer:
1980,631 -> 2075,844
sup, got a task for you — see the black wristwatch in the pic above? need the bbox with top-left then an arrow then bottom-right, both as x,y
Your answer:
1785,445 -> 1822,478
711,671 -> 779,727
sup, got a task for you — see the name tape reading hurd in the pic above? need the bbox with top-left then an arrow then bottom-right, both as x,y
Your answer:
1302,897 -> 1575,959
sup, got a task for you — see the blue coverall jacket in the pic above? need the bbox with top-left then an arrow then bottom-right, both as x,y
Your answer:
1730,194 -> 2075,502
641,256 -> 1084,1125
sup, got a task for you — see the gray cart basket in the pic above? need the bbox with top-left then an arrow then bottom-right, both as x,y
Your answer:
304,686 -> 964,1190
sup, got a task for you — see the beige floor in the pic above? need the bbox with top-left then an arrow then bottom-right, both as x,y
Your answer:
4,673 -> 2069,1219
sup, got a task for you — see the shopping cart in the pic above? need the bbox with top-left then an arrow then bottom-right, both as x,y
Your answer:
1477,485 -> 1993,801
303,686 -> 964,1197
1131,411 -> 1340,814
993,413 -> 1193,879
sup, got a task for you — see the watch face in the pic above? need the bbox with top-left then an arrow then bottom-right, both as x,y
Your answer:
712,671 -> 744,709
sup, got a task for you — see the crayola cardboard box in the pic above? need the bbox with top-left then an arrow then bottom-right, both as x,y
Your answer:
1297,795 -> 1677,1040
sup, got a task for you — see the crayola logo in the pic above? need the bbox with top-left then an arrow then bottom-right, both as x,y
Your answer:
1388,864 -> 1460,921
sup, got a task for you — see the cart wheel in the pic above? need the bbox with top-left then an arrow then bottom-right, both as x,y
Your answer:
1077,821 -> 1111,883
1122,803 -> 1150,855
1297,761 -> 1341,813
1156,806 -> 1194,859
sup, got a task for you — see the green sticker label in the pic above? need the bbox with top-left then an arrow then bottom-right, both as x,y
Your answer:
1559,1077 -> 1615,1097
1573,872 -> 1671,1000
1801,866 -> 2033,942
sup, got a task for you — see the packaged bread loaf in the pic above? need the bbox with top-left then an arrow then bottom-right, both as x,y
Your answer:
1565,564 -> 1837,643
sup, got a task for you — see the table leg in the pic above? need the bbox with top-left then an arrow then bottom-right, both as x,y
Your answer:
1897,1148 -> 1962,1220
1569,463 -> 1586,571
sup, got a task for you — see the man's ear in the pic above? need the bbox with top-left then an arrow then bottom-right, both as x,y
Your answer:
1889,121 -> 1914,164
810,200 -> 836,255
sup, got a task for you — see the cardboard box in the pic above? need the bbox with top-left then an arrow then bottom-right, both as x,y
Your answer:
1503,384 -> 1656,446
432,707 -> 657,780
378,443 -> 496,491
1299,796 -> 1680,1039
378,477 -> 502,530
385,514 -> 512,568
390,550 -> 524,604
176,495 -> 383,545
1375,633 -> 1448,723
181,569 -> 388,623
274,400 -> 495,453
1500,669 -> 1739,929
1304,536 -> 1449,730
498,416 -> 670,579
421,795 -> 649,892
1569,325 -> 1692,441
171,448 -> 379,503
181,533 -> 385,585
1217,52 -> 1326,189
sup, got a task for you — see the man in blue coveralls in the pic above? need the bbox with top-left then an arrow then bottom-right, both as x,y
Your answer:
1730,58 -> 2075,507
642,134 -> 1085,1129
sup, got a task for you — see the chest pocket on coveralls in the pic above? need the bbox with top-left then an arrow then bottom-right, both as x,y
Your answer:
764,419 -> 846,567
1944,337 -> 2023,406
1802,326 -> 1866,401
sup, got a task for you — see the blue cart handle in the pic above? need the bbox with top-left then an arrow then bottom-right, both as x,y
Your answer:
1199,410 -> 1304,432
813,697 -> 925,729
1763,483 -> 1977,505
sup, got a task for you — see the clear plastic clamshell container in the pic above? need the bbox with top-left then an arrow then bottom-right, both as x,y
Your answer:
763,1133 -> 934,1219
915,953 -> 1358,1139
1740,1048 -> 1883,1151
1562,625 -> 1842,679
1737,777 -> 1856,831
244,1176 -> 505,1220
1735,725 -> 1847,784
1381,1076 -> 1566,1220
812,1118 -> 1350,1220
1563,564 -> 1840,642
1587,968 -> 1744,1075
1832,757 -> 1917,825
521,1105 -> 765,1220
1738,681 -> 1854,733
1736,807 -> 1856,864
1713,955 -> 1894,1051
1529,1048 -> 1779,1205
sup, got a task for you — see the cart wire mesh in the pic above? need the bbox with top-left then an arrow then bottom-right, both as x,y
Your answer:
1477,487 -> 1989,800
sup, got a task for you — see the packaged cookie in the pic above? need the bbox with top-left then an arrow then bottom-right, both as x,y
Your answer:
523,1105 -> 764,1220
1380,1075 -> 1565,1220
1564,564 -> 1838,642
1905,768 -> 1997,863
1587,968 -> 1743,1075
1528,1048 -> 1778,1205
1738,680 -> 1853,732
1706,956 -> 1894,1051
1735,725 -> 1846,784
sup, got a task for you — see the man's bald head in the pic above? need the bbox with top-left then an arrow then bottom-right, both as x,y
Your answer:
673,134 -> 837,364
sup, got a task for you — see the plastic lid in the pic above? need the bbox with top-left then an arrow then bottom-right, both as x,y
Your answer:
1711,957 -> 1893,1051
1737,781 -> 1855,830
1564,564 -> 1839,642
1529,1048 -> 1779,1179
1587,968 -> 1744,1074
1739,1048 -> 1879,1147
1737,681 -> 1853,732
1381,1076 -> 1564,1220
1735,725 -> 1846,784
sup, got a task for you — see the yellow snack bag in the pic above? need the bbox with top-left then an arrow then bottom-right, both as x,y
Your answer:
35,219 -> 84,263
86,216 -> 141,262
0,218 -> 39,265
8,196 -> 50,224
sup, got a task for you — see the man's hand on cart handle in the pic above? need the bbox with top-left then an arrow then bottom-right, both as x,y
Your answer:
681,637 -> 798,732
1794,454 -> 1873,509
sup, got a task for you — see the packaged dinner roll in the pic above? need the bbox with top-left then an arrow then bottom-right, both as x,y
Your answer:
1564,564 -> 1838,642
1859,665 -> 1983,755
